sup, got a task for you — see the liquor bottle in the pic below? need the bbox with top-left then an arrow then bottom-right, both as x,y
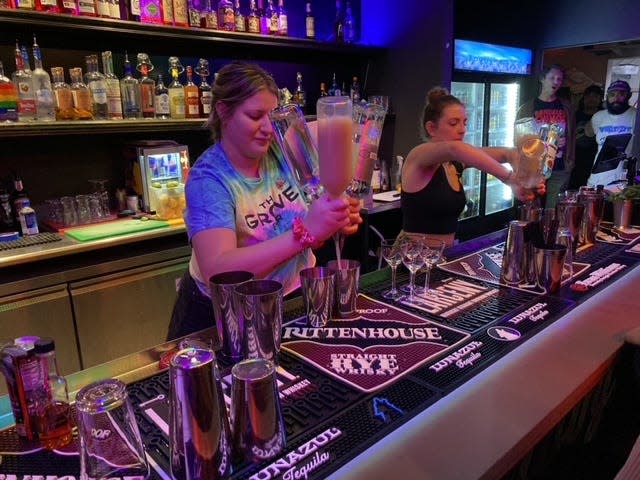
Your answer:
305,2 -> 314,39
126,0 -> 141,21
184,66 -> 199,119
167,57 -> 185,119
18,199 -> 39,235
246,0 -> 259,33
33,338 -> 72,450
266,0 -> 277,35
77,0 -> 96,15
101,51 -> 123,120
84,54 -> 108,120
333,0 -> 344,43
59,0 -> 79,14
173,0 -> 188,26
15,0 -> 34,9
276,0 -> 287,36
154,73 -> 171,119
233,0 -> 245,32
120,53 -> 142,119
161,0 -> 174,24
319,82 -> 328,97
35,0 -> 59,13
203,0 -> 218,29
349,76 -> 360,103
68,67 -> 93,120
343,1 -> 355,43
0,61 -> 19,123
257,0 -> 269,34
0,0 -> 16,7
196,58 -> 212,118
292,71 -> 305,112
328,72 -> 340,96
0,188 -> 13,232
95,0 -> 110,18
13,43 -> 37,122
137,53 -> 155,118
217,0 -> 234,30
108,0 -> 121,18
50,67 -> 74,121
10,174 -> 30,231
140,0 -> 163,23
188,0 -> 203,27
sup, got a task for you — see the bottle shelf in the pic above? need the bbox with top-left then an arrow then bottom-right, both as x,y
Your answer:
0,118 -> 207,137
0,9 -> 382,56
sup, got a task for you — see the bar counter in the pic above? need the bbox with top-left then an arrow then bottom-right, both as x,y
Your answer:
1,228 -> 639,479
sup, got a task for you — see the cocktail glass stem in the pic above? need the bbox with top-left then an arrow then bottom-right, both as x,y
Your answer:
390,266 -> 398,296
408,270 -> 416,301
423,266 -> 431,291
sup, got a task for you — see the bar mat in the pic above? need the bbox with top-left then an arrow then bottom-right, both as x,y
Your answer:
0,232 -> 62,251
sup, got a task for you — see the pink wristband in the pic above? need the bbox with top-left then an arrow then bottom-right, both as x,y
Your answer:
292,217 -> 316,249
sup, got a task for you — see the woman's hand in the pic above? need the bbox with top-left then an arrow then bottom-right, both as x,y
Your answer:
303,193 -> 353,242
340,196 -> 363,236
511,179 -> 546,202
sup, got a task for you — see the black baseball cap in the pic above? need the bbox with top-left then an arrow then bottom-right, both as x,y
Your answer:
607,80 -> 631,93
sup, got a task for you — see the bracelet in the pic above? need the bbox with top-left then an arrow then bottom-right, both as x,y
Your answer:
503,169 -> 514,184
292,217 -> 316,249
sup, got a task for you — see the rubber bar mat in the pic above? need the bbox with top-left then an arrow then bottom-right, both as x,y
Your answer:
362,269 -> 539,333
0,232 -> 62,250
409,295 -> 576,392
575,241 -> 625,265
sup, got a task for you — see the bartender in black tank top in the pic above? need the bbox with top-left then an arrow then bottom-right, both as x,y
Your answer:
398,87 -> 544,247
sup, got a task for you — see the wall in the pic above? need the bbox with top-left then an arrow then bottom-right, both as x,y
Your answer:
362,0 -> 454,158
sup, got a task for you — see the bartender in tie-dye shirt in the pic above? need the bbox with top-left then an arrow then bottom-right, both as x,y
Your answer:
167,62 -> 361,340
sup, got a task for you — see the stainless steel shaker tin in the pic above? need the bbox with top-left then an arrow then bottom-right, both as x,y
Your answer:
169,347 -> 232,480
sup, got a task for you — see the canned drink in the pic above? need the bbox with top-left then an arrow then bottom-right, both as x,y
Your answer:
0,344 -> 38,439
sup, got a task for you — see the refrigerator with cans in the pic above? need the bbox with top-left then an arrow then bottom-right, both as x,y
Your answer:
451,39 -> 533,223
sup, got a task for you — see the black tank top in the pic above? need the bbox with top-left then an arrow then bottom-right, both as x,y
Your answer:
401,163 -> 467,235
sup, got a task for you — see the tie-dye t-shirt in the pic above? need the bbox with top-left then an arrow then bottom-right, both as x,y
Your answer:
185,142 -> 313,295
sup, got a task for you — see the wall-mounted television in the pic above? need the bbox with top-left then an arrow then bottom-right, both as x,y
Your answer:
454,39 -> 533,75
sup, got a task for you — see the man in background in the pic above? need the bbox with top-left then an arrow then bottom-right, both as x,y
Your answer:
569,84 -> 604,189
517,64 -> 575,208
586,80 -> 637,187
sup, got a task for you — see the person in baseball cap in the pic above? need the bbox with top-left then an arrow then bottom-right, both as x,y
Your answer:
605,80 -> 632,115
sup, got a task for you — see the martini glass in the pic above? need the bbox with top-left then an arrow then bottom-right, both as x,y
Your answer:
400,239 -> 424,302
316,96 -> 354,263
380,239 -> 404,299
415,238 -> 445,297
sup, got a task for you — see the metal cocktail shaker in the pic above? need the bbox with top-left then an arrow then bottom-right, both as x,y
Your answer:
500,220 -> 531,286
169,347 -> 232,480
578,187 -> 605,246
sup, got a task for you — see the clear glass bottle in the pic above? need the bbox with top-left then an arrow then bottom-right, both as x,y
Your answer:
266,0 -> 277,34
292,71 -> 305,112
305,2 -> 314,39
84,54 -> 108,120
184,65 -> 200,119
31,38 -> 55,122
33,338 -> 72,450
349,75 -> 360,103
167,57 -> 185,119
155,74 -> 171,119
246,0 -> 259,33
68,67 -> 94,120
328,72 -> 340,96
217,0 -> 234,30
136,53 -> 155,119
344,1 -> 355,44
233,0 -> 245,32
13,42 -> 37,122
333,0 -> 344,43
50,67 -> 74,121
257,0 -> 269,34
120,53 -> 142,119
101,51 -> 123,120
196,59 -> 212,118
0,61 -> 19,123
276,0 -> 287,35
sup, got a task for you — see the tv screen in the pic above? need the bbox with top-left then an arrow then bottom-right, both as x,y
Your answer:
454,39 -> 532,75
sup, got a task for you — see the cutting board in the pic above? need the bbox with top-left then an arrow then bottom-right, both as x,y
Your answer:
65,219 -> 170,242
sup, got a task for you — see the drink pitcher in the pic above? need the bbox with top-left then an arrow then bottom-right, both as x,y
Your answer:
169,347 -> 232,480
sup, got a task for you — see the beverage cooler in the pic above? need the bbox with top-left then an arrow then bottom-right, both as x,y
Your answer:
451,80 -> 520,220
451,39 -> 533,228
